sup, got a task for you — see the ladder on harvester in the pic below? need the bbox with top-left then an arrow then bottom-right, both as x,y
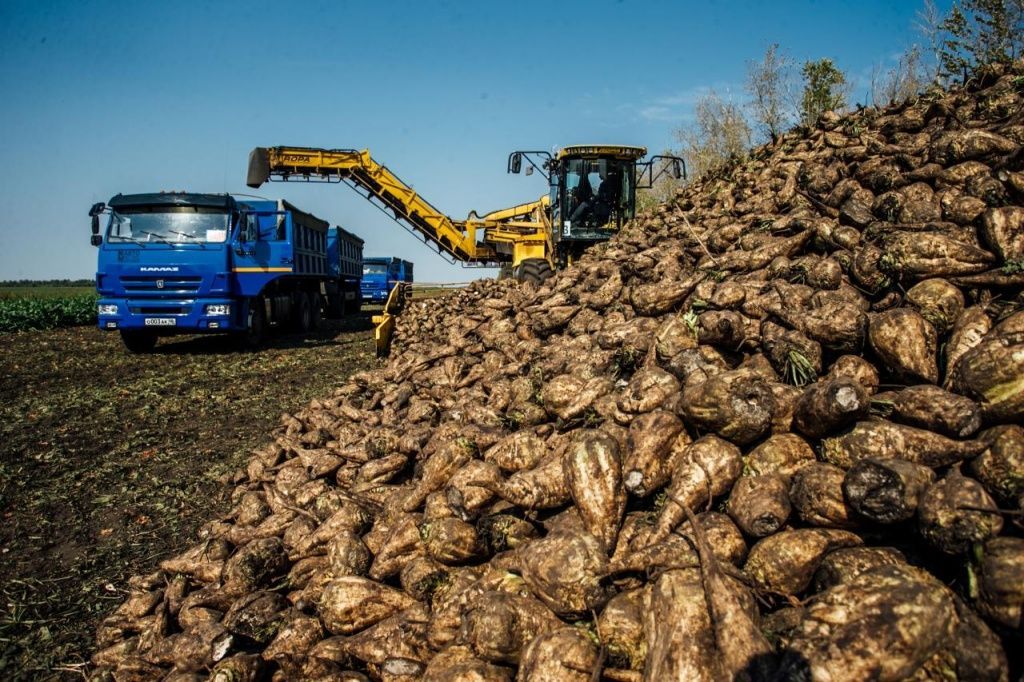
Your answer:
372,281 -> 411,357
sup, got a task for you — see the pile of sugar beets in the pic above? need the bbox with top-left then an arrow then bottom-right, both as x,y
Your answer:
92,63 -> 1024,682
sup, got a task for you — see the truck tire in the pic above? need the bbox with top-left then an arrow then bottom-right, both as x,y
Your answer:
294,292 -> 313,333
326,295 -> 344,319
120,330 -> 157,353
309,292 -> 323,330
240,297 -> 266,348
516,258 -> 554,285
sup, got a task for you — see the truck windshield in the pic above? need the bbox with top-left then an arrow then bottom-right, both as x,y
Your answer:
363,263 -> 388,275
107,207 -> 230,244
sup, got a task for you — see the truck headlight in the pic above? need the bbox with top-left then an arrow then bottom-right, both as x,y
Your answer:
204,304 -> 231,316
98,304 -> 118,315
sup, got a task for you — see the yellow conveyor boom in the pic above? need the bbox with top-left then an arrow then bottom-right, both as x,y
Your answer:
248,146 -> 552,266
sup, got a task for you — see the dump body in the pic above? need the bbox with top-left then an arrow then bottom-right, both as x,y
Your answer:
93,192 -> 363,349
361,257 -> 414,304
326,226 -> 365,315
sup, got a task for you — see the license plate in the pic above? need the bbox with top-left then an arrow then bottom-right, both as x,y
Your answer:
144,318 -> 176,326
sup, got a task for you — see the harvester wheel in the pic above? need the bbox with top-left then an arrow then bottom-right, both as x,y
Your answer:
120,330 -> 158,353
516,258 -> 554,285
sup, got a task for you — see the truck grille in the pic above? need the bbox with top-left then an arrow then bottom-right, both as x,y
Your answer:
120,276 -> 201,294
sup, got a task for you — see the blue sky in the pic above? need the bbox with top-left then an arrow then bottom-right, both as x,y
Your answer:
0,0 -> 942,282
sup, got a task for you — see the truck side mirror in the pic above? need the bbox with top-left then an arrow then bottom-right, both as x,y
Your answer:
525,165 -> 534,176
89,202 -> 105,245
671,160 -> 684,180
510,153 -> 522,174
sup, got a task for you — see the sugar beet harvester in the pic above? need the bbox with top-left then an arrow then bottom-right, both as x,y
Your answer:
246,145 -> 684,284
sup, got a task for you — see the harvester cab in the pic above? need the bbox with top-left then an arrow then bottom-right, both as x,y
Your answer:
507,145 -> 685,266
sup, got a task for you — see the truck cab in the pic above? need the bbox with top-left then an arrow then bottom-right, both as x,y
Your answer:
91,192 -> 362,351
361,257 -> 414,304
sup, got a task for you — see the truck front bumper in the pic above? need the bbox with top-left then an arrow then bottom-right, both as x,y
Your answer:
97,298 -> 242,333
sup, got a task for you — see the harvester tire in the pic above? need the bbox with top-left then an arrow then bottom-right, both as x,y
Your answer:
517,259 -> 554,285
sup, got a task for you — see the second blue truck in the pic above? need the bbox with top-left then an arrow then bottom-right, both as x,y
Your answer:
90,192 -> 363,351
360,257 -> 414,304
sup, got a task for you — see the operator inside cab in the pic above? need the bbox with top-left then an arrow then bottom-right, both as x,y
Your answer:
594,167 -> 622,225
564,159 -> 627,230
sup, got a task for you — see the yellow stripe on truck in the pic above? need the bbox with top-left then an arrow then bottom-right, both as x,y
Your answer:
232,267 -> 294,273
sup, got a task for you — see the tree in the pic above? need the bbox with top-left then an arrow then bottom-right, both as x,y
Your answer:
873,45 -> 927,106
939,0 -> 1024,81
745,44 -> 796,143
800,59 -> 848,127
939,3 -> 972,81
674,91 -> 752,180
915,0 -> 945,82
970,0 -> 1017,63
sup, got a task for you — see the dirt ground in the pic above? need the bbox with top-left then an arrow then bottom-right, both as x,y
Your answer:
0,317 -> 377,679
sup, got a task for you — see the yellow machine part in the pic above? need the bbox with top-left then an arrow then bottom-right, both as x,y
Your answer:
478,195 -> 549,222
478,195 -> 552,266
371,281 -> 409,357
248,146 -> 554,268
557,144 -> 647,160
250,147 -> 490,262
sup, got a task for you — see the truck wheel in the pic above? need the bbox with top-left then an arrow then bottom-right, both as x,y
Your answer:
309,293 -> 323,330
240,297 -> 266,348
293,292 -> 312,333
516,258 -> 554,285
120,330 -> 158,353
326,295 -> 344,319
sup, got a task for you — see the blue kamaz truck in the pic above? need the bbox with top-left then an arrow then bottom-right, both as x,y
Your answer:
361,257 -> 414,304
90,192 -> 363,352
